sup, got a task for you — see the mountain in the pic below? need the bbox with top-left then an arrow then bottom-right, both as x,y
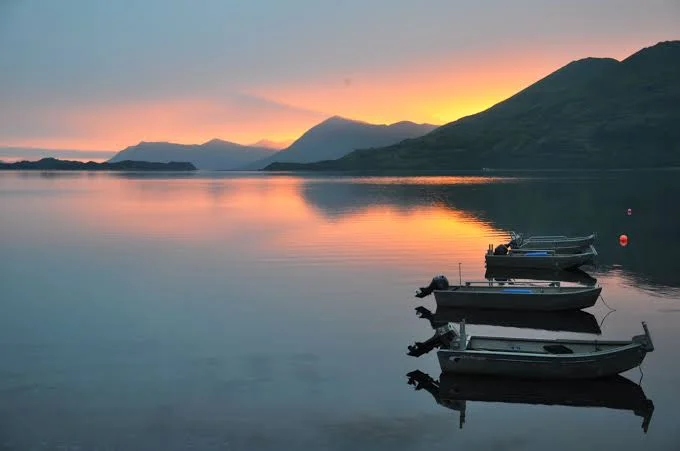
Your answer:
247,116 -> 437,170
108,139 -> 273,170
249,139 -> 293,150
0,158 -> 196,171
271,40 -> 680,171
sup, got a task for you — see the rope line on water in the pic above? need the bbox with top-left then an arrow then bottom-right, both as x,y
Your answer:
598,309 -> 615,329
599,294 -> 616,312
597,294 -> 617,329
638,365 -> 645,385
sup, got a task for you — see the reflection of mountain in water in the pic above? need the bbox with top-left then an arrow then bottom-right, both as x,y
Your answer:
407,370 -> 654,433
299,173 -> 680,290
301,178 -> 435,218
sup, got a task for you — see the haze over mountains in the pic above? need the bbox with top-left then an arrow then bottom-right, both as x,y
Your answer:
107,117 -> 436,170
267,40 -> 680,172
108,139 -> 273,170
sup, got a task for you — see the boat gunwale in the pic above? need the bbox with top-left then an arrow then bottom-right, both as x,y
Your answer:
433,285 -> 601,295
501,247 -> 596,258
511,232 -> 596,244
464,335 -> 634,347
485,245 -> 597,268
524,233 -> 596,243
444,342 -> 643,359
453,280 -> 585,287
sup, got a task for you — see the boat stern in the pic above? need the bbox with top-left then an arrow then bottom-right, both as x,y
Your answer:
632,321 -> 654,352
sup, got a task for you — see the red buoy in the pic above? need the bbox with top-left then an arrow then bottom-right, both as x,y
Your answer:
619,234 -> 629,246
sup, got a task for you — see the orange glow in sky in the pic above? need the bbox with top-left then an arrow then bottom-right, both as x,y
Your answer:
4,98 -> 324,151
2,0 -> 678,154
251,50 -> 557,127
1,39 -> 668,151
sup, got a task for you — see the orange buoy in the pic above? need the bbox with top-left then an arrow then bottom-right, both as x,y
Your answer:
627,208 -> 632,216
619,234 -> 629,246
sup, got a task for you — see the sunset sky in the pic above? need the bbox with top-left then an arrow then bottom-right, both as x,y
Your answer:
0,0 -> 678,154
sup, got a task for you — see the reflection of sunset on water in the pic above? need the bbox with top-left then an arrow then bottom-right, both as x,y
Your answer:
7,174 -> 502,274
3,171 -> 680,446
3,171 -> 679,301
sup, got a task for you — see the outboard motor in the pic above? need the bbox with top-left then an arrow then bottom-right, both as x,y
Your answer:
508,232 -> 523,249
415,275 -> 450,298
494,244 -> 509,255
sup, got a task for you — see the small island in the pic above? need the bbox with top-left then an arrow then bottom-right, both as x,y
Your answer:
0,158 -> 196,171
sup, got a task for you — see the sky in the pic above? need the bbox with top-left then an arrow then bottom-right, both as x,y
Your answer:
0,0 -> 678,153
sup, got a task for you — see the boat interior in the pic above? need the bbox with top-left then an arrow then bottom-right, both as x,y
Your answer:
488,243 -> 595,257
527,235 -> 594,243
510,232 -> 595,243
465,337 -> 634,355
447,282 -> 593,294
509,247 -> 588,256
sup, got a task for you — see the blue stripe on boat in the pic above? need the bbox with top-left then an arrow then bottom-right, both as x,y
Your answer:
502,289 -> 534,294
525,251 -> 549,256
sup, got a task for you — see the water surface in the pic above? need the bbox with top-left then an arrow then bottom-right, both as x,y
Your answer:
1,171 -> 679,450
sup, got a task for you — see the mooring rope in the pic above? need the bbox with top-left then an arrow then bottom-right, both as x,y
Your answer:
597,294 -> 617,328
599,293 -> 616,312
638,364 -> 645,385
598,309 -> 615,329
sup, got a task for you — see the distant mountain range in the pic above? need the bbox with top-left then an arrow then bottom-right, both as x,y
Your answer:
108,139 -> 273,170
247,117 -> 436,170
0,158 -> 195,171
267,40 -> 680,171
107,117 -> 436,170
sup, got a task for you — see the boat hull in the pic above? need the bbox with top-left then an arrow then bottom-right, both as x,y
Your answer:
438,344 -> 647,379
485,246 -> 597,270
484,267 -> 597,285
433,286 -> 601,311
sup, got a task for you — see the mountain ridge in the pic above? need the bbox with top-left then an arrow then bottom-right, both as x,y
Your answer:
109,140 -> 273,170
250,139 -> 292,150
267,40 -> 680,171
246,116 -> 437,170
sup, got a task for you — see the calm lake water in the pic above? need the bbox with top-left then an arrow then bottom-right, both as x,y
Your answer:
1,170 -> 679,451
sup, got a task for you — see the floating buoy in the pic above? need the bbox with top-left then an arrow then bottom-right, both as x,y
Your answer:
619,234 -> 629,247
627,208 -> 632,216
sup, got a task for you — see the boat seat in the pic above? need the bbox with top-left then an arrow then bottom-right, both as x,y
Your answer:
543,344 -> 574,354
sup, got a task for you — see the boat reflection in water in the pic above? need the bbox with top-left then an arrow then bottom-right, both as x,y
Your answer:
484,267 -> 598,286
406,370 -> 654,433
415,306 -> 602,335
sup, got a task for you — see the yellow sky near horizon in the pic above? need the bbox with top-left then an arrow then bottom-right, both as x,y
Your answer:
1,38 -> 671,152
